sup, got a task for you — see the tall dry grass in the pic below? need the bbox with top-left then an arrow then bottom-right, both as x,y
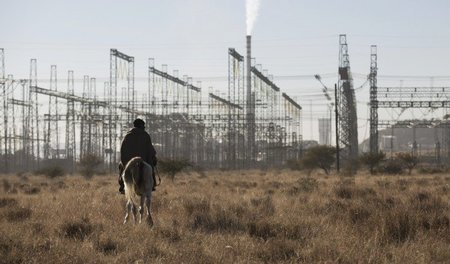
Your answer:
0,170 -> 449,263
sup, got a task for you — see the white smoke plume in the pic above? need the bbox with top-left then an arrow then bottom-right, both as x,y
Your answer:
246,0 -> 260,35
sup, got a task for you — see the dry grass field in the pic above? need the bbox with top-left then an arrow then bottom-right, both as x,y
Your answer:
0,169 -> 449,263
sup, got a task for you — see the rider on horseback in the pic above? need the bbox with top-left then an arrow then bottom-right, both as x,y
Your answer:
118,118 -> 157,194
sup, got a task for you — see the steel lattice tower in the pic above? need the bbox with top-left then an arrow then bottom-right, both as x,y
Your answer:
30,59 -> 40,166
109,49 -> 134,169
0,49 -> 6,171
228,48 -> 244,168
369,45 -> 378,153
65,70 -> 76,171
337,34 -> 358,164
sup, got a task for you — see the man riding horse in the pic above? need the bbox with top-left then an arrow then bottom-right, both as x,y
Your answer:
118,118 -> 157,194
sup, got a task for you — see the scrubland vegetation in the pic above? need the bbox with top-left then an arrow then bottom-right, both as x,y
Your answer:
0,169 -> 449,263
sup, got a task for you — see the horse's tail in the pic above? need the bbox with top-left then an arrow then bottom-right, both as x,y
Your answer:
122,157 -> 143,204
124,179 -> 136,205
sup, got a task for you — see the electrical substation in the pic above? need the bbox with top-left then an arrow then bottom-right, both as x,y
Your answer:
1,33 -> 449,173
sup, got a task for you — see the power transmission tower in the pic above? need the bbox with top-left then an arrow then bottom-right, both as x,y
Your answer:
337,34 -> 359,168
369,45 -> 378,153
0,49 -> 6,172
66,70 -> 76,171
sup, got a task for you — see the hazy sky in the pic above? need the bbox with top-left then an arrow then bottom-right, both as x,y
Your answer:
2,0 -> 450,143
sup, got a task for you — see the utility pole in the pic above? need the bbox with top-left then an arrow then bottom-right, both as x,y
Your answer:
314,75 -> 339,171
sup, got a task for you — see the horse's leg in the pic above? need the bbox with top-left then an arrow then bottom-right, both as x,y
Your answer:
131,202 -> 138,224
146,194 -> 153,227
123,200 -> 132,224
139,195 -> 145,224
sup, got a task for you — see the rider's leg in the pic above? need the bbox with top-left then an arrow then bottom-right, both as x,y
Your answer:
152,167 -> 156,191
118,162 -> 125,194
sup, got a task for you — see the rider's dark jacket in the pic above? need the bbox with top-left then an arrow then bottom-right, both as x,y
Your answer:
120,127 -> 157,166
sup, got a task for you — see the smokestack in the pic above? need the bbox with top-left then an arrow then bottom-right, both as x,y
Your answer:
246,35 -> 252,110
246,35 -> 254,163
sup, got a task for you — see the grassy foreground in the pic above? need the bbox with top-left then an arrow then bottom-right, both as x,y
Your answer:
0,170 -> 449,263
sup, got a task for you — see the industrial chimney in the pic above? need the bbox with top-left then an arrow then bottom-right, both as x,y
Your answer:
246,35 -> 255,163
246,35 -> 252,108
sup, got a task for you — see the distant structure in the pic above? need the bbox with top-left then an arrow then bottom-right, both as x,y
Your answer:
0,44 -> 302,172
318,118 -> 331,145
368,46 -> 450,162
369,45 -> 378,153
337,34 -> 358,165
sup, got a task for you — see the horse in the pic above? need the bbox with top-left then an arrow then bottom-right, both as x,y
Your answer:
121,156 -> 154,226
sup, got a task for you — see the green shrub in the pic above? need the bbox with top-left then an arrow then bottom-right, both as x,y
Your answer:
78,153 -> 103,178
158,159 -> 191,182
360,151 -> 386,174
301,145 -> 336,175
397,152 -> 419,175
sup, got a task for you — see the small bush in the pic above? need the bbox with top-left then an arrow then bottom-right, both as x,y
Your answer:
34,166 -> 65,178
0,236 -> 23,264
383,159 -> 403,174
410,192 -> 447,214
78,154 -> 103,178
382,209 -> 416,243
0,198 -> 17,208
280,222 -> 315,241
250,196 -> 275,217
297,177 -> 318,192
96,238 -> 118,255
334,184 -> 376,200
248,221 -> 278,240
301,145 -> 336,175
397,152 -> 419,175
183,197 -> 210,216
184,198 -> 247,233
5,207 -> 32,222
212,209 -> 246,232
159,227 -> 182,243
189,207 -> 246,233
396,179 -> 410,189
334,184 -> 354,199
158,159 -> 191,182
23,185 -> 40,195
288,177 -> 319,195
360,151 -> 386,174
349,205 -> 372,224
61,217 -> 94,240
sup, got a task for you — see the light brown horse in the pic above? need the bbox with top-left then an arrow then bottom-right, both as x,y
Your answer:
121,156 -> 154,226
